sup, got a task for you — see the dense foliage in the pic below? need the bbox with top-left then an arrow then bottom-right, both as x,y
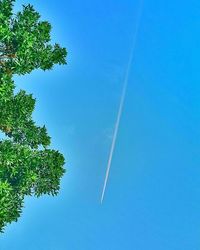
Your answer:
0,0 -> 67,232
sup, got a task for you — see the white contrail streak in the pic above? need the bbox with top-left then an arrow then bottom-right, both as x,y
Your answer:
100,0 -> 144,204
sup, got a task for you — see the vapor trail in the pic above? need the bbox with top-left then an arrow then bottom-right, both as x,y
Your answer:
100,0 -> 144,204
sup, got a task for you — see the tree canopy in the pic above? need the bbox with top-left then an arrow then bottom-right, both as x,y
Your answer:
0,0 -> 67,75
0,0 -> 67,232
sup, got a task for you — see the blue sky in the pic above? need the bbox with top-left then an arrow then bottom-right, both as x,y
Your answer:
1,0 -> 200,249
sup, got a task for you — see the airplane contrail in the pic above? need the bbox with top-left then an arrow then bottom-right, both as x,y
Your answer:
100,0 -> 144,204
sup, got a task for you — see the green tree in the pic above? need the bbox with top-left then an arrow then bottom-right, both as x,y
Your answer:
0,0 -> 67,232
0,0 -> 67,75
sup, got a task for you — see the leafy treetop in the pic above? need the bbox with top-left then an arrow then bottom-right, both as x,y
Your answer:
0,0 -> 67,233
0,0 -> 67,75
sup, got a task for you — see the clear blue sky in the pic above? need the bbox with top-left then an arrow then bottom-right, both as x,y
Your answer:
1,0 -> 200,249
